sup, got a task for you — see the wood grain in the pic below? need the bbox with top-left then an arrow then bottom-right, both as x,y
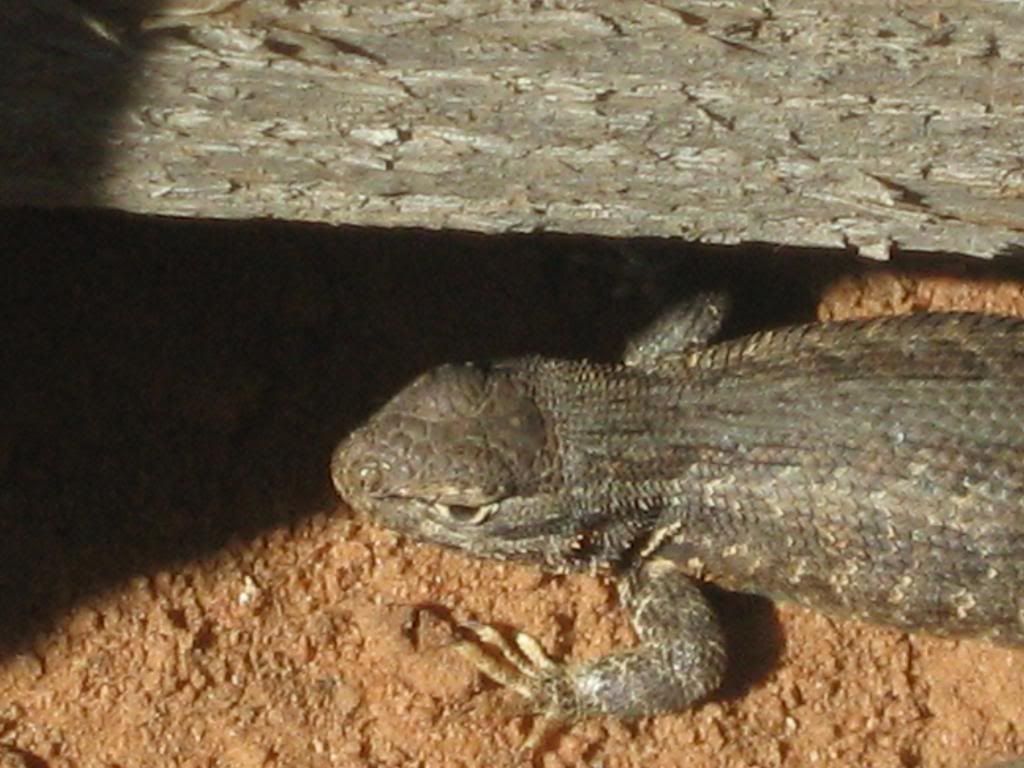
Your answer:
6,0 -> 1024,257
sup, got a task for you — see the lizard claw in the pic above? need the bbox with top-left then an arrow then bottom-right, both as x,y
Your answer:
453,620 -> 573,749
457,620 -> 559,671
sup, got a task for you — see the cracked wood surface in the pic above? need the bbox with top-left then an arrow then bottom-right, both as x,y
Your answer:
5,0 -> 1024,257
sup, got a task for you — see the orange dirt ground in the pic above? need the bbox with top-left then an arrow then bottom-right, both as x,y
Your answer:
1,209 -> 1022,768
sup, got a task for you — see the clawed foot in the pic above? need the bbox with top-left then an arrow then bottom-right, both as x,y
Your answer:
453,620 -> 576,750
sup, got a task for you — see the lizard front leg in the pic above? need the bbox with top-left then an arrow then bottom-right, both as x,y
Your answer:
457,556 -> 728,720
623,290 -> 731,368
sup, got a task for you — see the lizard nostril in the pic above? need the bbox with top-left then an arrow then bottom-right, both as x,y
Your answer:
352,461 -> 384,495
331,440 -> 386,499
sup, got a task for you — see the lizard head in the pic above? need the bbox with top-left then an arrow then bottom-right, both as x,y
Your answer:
331,362 -> 579,566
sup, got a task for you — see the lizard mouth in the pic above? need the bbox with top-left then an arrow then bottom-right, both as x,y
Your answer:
393,495 -> 497,527
429,501 -> 496,525
356,493 -> 500,539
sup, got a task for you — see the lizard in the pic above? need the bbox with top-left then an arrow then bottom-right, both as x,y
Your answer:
330,294 -> 1024,738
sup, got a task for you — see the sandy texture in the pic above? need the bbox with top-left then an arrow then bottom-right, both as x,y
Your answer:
1,209 -> 1022,767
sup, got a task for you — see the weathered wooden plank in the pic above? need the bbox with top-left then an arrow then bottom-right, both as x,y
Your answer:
4,0 -> 1024,256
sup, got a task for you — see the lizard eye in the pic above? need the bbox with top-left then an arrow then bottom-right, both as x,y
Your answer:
434,503 -> 494,526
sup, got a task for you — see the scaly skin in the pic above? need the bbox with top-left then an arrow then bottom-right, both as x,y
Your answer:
332,309 -> 1024,721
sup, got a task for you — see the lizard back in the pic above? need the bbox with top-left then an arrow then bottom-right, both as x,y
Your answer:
527,313 -> 1024,643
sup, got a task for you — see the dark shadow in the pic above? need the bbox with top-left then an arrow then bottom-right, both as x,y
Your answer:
0,746 -> 49,768
706,587 -> 783,701
2,207 -> 1024,657
0,1 -> 162,206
